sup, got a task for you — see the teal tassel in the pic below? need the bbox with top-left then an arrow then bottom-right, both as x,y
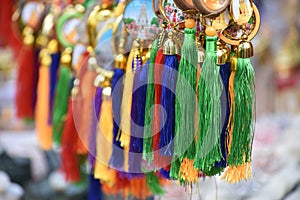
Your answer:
143,39 -> 159,163
194,36 -> 223,175
173,28 -> 197,160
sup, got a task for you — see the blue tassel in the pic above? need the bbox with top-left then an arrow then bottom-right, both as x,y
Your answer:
88,87 -> 103,167
88,173 -> 102,200
110,68 -> 125,169
129,60 -> 149,174
159,168 -> 170,179
48,52 -> 61,124
159,55 -> 179,156
215,62 -> 231,168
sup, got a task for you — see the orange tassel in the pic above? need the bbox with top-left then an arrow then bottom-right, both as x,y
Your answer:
178,158 -> 199,184
35,53 -> 52,150
221,162 -> 252,184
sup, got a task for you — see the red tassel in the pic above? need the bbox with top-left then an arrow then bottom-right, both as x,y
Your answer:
153,48 -> 165,167
61,99 -> 81,183
15,45 -> 35,119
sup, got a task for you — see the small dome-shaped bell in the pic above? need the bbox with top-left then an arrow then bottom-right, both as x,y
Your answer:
216,41 -> 227,65
197,46 -> 206,63
163,32 -> 178,55
237,34 -> 254,58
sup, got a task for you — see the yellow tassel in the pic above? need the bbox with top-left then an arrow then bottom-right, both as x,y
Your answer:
94,98 -> 116,185
221,162 -> 252,184
178,158 -> 199,184
35,52 -> 52,150
118,48 -> 135,172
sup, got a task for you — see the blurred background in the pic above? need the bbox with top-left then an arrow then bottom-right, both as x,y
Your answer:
0,0 -> 300,199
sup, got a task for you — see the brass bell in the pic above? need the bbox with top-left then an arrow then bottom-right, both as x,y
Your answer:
237,34 -> 254,58
163,32 -> 178,55
114,53 -> 127,70
197,46 -> 206,63
216,41 -> 227,65
230,54 -> 238,71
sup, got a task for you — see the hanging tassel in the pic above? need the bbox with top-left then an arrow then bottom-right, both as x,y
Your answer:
94,95 -> 116,186
15,45 -> 35,119
159,56 -> 178,157
61,99 -> 81,183
52,64 -> 72,146
146,172 -> 165,195
118,47 -> 135,150
49,51 -> 61,124
215,62 -> 231,168
128,54 -> 144,174
178,158 -> 199,184
222,41 -> 256,183
32,49 -> 40,112
194,29 -> 223,175
174,22 -> 197,161
88,87 -> 103,167
159,47 -> 179,156
73,51 -> 96,155
118,43 -> 138,172
110,68 -> 125,169
170,158 -> 181,180
129,177 -> 152,200
143,39 -> 159,163
152,48 -> 165,167
35,49 -> 52,150
88,173 -> 102,200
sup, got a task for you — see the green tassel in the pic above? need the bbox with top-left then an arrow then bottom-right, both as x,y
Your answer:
169,159 -> 181,180
227,58 -> 255,166
143,39 -> 159,163
194,36 -> 223,174
173,28 -> 197,160
146,171 -> 165,195
53,65 -> 71,146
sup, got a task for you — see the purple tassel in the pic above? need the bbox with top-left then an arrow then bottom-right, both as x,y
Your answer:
88,87 -> 103,167
48,52 -> 61,124
215,62 -> 231,168
129,59 -> 148,174
159,55 -> 179,157
88,173 -> 102,200
109,68 -> 125,169
33,49 -> 40,112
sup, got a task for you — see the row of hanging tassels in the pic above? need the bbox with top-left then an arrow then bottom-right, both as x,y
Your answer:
13,0 -> 258,199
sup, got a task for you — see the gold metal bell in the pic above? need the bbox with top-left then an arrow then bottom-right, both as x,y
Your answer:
237,34 -> 254,58
197,46 -> 206,63
216,41 -> 227,65
163,32 -> 178,55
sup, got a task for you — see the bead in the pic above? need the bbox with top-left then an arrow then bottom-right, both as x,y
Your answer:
185,18 -> 195,29
205,26 -> 217,36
